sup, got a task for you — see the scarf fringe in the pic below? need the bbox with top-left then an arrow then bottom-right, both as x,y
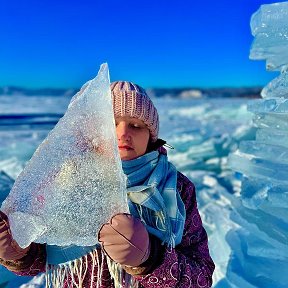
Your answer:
46,249 -> 104,288
45,249 -> 140,288
106,258 -> 139,288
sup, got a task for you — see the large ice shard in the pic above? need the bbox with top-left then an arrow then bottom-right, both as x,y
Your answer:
226,2 -> 288,287
0,63 -> 127,248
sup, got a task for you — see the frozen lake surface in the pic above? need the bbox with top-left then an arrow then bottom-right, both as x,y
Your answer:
0,94 -> 255,287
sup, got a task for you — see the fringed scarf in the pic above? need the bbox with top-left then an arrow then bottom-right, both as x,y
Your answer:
123,150 -> 186,247
45,150 -> 186,287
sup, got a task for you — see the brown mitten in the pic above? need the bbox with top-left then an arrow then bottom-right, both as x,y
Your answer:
98,213 -> 150,267
0,211 -> 30,260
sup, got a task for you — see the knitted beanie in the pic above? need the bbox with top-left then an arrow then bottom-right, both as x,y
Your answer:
110,81 -> 159,142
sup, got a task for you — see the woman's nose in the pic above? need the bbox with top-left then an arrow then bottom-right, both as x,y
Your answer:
116,123 -> 131,141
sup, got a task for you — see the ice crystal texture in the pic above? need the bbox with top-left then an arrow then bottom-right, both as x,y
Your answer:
1,63 -> 127,248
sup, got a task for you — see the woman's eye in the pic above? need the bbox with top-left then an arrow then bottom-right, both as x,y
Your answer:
130,123 -> 140,128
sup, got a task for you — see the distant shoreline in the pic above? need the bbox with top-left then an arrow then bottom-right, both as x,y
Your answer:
0,86 -> 262,99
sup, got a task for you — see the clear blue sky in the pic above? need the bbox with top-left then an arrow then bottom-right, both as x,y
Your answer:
0,0 -> 284,89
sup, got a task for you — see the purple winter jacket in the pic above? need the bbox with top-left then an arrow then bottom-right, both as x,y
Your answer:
0,171 -> 215,287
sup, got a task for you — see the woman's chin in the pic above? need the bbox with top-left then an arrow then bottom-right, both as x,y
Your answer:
119,150 -> 136,161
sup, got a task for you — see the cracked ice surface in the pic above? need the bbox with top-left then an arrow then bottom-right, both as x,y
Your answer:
1,64 -> 127,248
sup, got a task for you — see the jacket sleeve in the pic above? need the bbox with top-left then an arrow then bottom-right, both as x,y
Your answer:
0,242 -> 46,276
126,172 -> 215,287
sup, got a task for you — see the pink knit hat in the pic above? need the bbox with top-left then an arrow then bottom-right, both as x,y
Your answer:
110,81 -> 159,142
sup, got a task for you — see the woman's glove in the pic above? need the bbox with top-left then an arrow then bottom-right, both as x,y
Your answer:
98,213 -> 150,267
0,211 -> 30,261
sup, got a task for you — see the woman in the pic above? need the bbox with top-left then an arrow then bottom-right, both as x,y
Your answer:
0,81 -> 215,287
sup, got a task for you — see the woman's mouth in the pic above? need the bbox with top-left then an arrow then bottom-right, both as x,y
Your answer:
118,145 -> 133,150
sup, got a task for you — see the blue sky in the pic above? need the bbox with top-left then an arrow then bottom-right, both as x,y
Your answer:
0,0 -> 284,89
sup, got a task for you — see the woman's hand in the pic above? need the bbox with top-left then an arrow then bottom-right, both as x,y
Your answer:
98,213 -> 150,267
0,211 -> 30,261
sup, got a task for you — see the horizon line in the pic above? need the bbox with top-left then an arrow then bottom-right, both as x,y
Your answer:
0,85 -> 264,91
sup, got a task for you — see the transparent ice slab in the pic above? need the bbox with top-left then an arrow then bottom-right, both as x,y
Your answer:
1,64 -> 128,248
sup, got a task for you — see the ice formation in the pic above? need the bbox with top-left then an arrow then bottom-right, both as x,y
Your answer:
226,2 -> 288,287
0,63 -> 127,248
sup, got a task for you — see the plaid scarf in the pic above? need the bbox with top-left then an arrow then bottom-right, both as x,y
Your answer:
123,150 -> 186,247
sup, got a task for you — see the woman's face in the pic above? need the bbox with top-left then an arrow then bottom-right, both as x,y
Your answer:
115,116 -> 150,161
